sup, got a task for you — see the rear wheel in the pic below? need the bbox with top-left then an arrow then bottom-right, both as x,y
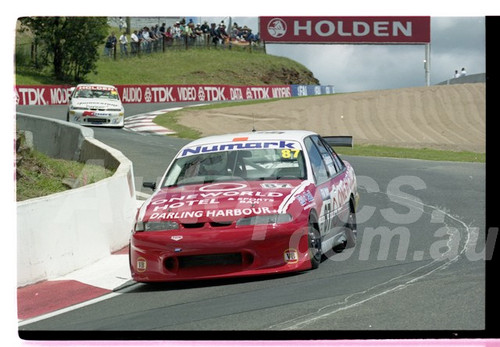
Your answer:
308,221 -> 322,269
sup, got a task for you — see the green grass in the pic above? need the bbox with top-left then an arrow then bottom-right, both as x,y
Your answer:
153,109 -> 202,139
16,46 -> 318,86
335,144 -> 485,163
16,146 -> 115,201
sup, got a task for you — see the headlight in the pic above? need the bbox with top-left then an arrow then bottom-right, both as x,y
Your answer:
236,213 -> 292,226
135,221 -> 179,232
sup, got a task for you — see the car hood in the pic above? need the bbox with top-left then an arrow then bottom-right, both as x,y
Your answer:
71,98 -> 122,109
139,180 -> 312,224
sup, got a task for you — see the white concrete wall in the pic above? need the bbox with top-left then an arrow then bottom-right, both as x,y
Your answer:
17,115 -> 136,287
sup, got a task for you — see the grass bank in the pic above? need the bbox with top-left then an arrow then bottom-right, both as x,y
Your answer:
16,47 -> 319,86
335,144 -> 485,163
16,133 -> 115,201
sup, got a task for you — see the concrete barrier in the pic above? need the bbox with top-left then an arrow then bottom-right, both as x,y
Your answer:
16,114 -> 136,287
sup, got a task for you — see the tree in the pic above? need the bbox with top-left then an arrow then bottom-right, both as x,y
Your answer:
18,17 -> 109,82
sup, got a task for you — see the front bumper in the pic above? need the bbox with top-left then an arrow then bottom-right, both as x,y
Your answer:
69,110 -> 124,127
129,223 -> 312,282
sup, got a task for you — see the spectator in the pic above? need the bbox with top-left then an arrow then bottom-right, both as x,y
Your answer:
454,70 -> 460,78
184,22 -> 196,45
141,27 -> 152,53
150,25 -> 160,51
194,23 -> 203,45
200,21 -> 210,47
164,26 -> 174,47
209,23 -> 220,47
130,30 -> 139,54
119,17 -> 126,31
173,22 -> 182,42
460,67 -> 467,76
218,23 -> 229,47
104,32 -> 117,57
230,23 -> 240,41
119,32 -> 128,57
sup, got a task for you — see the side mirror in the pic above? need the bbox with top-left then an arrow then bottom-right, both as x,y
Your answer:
143,182 -> 156,191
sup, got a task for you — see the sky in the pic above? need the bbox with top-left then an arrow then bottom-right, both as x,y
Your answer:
200,16 -> 486,92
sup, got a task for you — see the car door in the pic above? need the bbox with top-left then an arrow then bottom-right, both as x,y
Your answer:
317,135 -> 351,229
303,136 -> 337,243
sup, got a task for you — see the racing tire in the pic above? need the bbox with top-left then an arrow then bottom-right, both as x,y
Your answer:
66,112 -> 70,122
308,221 -> 322,269
345,200 -> 357,249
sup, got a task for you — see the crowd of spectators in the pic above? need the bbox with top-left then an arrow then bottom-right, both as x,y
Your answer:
105,18 -> 261,58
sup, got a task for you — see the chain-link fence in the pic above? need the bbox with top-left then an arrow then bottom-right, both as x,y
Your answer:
107,33 -> 264,60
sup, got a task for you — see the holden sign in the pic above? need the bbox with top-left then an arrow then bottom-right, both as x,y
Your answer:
260,16 -> 431,44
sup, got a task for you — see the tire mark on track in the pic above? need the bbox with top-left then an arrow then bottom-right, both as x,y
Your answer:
267,191 -> 473,330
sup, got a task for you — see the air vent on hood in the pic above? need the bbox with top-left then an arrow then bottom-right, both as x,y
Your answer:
181,222 -> 205,229
210,221 -> 233,227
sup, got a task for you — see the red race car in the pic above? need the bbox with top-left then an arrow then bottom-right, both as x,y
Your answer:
130,130 -> 359,282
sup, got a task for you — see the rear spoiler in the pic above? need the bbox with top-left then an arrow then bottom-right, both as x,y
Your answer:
322,135 -> 353,148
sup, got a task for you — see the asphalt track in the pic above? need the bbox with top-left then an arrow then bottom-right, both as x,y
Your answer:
16,103 -> 487,338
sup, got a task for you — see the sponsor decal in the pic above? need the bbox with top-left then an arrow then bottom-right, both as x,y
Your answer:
180,140 -> 299,157
151,190 -> 283,207
16,87 -> 48,105
267,18 -> 288,38
260,16 -> 431,44
136,257 -> 147,272
261,183 -> 293,189
77,85 -> 116,91
284,249 -> 299,263
74,100 -> 121,108
82,111 -> 112,117
121,87 -> 143,103
15,84 -> 335,105
296,190 -> 314,206
149,189 -> 285,220
199,183 -> 248,192
144,88 -> 152,103
320,187 -> 330,201
150,207 -> 273,220
171,236 -> 183,241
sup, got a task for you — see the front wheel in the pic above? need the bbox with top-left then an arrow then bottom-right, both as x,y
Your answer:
308,222 -> 322,269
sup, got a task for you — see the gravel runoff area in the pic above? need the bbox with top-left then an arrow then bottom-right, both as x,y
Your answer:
178,83 -> 485,153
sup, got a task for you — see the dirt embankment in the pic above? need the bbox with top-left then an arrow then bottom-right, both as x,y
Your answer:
178,83 -> 485,153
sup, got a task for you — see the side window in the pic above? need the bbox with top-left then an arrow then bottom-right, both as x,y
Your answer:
319,136 -> 345,173
332,151 -> 345,172
312,135 -> 338,177
304,137 -> 329,184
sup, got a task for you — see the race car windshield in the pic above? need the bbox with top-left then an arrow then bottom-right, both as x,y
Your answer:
162,148 -> 306,187
75,88 -> 119,100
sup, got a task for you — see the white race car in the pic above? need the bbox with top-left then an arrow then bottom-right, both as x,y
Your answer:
67,84 -> 124,128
